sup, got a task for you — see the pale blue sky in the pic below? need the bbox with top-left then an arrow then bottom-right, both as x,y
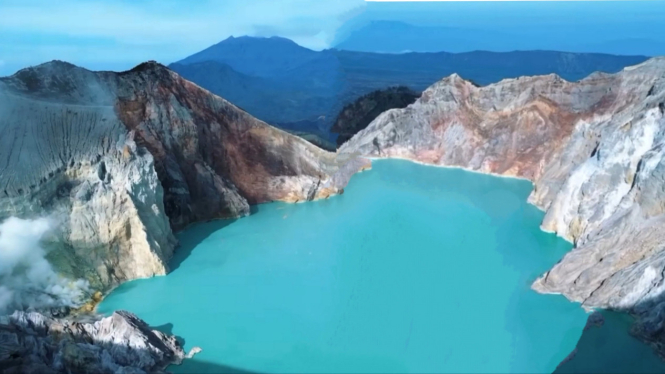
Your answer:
1,0 -> 664,76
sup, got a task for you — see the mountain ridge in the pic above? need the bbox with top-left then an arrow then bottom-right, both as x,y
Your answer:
333,19 -> 665,56
176,35 -> 324,77
169,36 -> 649,140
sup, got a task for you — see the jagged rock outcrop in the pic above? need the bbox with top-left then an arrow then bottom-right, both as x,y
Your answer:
340,57 -> 665,355
0,310 -> 199,374
0,60 -> 369,294
331,86 -> 420,147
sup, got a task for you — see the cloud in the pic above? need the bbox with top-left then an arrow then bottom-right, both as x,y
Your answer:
0,0 -> 365,74
0,216 -> 90,314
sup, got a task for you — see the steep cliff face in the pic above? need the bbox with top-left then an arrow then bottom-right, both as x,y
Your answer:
340,57 -> 665,351
0,62 -> 175,293
331,86 -> 420,147
113,62 -> 365,230
0,60 -> 369,296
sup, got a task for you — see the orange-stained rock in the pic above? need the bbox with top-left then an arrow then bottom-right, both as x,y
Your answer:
114,61 -> 368,230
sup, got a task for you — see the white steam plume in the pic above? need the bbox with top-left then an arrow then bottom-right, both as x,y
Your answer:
0,217 -> 90,314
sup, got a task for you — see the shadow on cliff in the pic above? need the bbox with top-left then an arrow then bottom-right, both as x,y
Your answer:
554,310 -> 665,374
1,338 -> 260,374
153,321 -> 260,373
169,206 -> 260,274
152,322 -> 187,347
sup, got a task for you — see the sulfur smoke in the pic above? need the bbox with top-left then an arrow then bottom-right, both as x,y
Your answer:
0,217 -> 90,314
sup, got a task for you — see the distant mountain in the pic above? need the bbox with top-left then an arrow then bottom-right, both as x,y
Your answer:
169,61 -> 264,101
177,36 -> 324,77
333,20 -> 665,57
171,37 -> 345,139
332,49 -> 649,90
170,36 -> 649,141
169,60 -> 339,130
165,56 -> 341,140
579,38 -> 665,58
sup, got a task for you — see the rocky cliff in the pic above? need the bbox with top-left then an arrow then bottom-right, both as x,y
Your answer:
331,86 -> 420,148
0,310 -> 198,373
340,57 -> 665,355
0,60 -> 369,299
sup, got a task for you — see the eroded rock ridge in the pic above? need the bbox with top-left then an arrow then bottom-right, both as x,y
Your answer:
340,57 -> 665,355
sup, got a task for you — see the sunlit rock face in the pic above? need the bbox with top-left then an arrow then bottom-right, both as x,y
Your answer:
341,57 -> 665,352
0,61 -> 368,295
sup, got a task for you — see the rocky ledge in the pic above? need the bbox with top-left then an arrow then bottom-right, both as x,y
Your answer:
0,310 -> 199,374
340,57 -> 665,357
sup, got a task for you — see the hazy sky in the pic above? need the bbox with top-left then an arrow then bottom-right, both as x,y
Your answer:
335,1 -> 665,55
0,0 -> 365,75
1,0 -> 664,76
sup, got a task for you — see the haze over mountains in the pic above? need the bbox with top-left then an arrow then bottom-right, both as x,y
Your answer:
334,1 -> 665,57
334,20 -> 665,56
170,36 -> 648,144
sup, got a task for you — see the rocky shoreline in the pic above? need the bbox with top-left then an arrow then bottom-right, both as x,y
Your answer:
340,57 -> 665,360
0,309 -> 201,374
0,61 -> 369,373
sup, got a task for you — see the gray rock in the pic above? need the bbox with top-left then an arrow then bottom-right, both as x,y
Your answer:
341,57 -> 665,356
0,310 -> 198,374
0,62 -> 176,294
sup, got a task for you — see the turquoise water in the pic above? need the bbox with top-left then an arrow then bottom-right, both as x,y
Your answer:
99,159 -> 589,373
